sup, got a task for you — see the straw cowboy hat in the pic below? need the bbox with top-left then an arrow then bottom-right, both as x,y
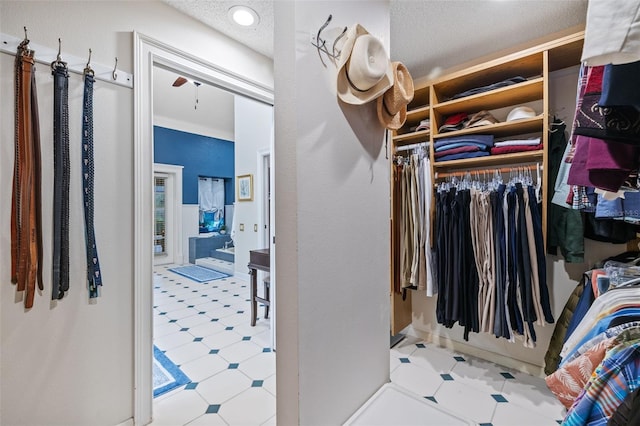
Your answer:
336,24 -> 394,105
377,62 -> 414,130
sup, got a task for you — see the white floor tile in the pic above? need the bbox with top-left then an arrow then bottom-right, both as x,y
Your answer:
261,415 -> 276,426
492,402 -> 564,425
218,340 -> 263,363
390,363 -> 444,396
154,322 -> 182,338
390,355 -> 401,373
202,330 -> 244,349
345,383 -> 474,426
263,374 -> 276,396
157,301 -> 188,312
166,307 -> 201,320
175,314 -> 214,329
434,380 -> 497,424
390,340 -> 418,357
409,346 -> 458,373
186,321 -> 227,338
250,330 -> 272,348
449,356 -> 508,395
155,331 -> 199,352
164,342 -> 212,366
152,387 -> 208,426
196,369 -> 252,404
501,375 -> 566,421
179,354 -> 230,383
238,353 -> 276,380
219,388 -> 276,426
185,413 -> 228,426
231,323 -> 271,337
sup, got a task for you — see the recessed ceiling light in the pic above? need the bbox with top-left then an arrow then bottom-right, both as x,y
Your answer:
228,5 -> 260,27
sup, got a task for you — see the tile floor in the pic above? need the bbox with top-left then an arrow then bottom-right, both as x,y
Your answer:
389,338 -> 566,425
151,263 -> 565,426
151,263 -> 275,426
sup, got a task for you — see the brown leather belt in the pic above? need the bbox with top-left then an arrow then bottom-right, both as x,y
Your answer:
11,40 -> 43,309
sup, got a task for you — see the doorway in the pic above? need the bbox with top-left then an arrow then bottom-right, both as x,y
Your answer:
134,33 -> 275,425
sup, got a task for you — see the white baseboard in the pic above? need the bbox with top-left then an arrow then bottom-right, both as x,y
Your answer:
114,418 -> 134,426
406,326 -> 545,378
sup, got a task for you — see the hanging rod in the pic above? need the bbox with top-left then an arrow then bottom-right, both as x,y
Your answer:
0,32 -> 133,88
434,163 -> 542,180
395,141 -> 430,153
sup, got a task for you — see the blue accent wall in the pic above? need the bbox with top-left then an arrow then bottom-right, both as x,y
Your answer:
154,126 -> 235,205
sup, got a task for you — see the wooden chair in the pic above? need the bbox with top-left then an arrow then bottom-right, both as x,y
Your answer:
251,274 -> 270,325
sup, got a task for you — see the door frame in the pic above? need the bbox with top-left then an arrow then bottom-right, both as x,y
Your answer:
153,163 -> 183,266
134,32 -> 274,425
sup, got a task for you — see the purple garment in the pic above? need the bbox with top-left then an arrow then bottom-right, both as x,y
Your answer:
567,135 -> 638,192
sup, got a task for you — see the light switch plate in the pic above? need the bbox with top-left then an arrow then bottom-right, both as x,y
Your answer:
240,224 -> 244,231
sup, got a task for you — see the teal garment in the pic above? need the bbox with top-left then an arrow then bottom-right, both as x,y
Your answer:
547,120 -> 585,263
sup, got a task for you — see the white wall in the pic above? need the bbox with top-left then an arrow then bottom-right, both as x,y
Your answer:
0,2 -> 273,425
274,2 -> 391,424
233,96 -> 273,276
410,66 -> 629,374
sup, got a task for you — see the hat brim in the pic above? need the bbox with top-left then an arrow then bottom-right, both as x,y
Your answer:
377,97 -> 407,130
335,24 -> 393,105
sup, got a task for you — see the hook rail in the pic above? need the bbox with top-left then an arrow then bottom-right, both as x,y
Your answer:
1,31 -> 132,88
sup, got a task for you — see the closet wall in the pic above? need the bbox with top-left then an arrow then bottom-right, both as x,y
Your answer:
399,31 -> 629,373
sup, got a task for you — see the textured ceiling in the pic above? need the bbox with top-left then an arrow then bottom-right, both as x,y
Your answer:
162,0 -> 274,58
391,0 -> 588,80
161,0 -> 588,79
157,0 -> 588,134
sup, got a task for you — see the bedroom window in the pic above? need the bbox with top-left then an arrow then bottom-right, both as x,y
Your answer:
198,177 -> 225,233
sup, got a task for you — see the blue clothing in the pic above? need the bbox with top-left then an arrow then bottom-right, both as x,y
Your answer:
600,60 -> 640,111
564,274 -> 596,344
433,135 -> 494,150
563,341 -> 640,426
563,307 -> 640,364
434,141 -> 490,152
435,151 -> 490,162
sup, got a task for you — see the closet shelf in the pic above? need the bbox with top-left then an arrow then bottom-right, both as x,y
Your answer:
393,129 -> 431,144
432,115 -> 543,140
406,105 -> 430,120
432,150 -> 543,170
430,52 -> 543,102
431,78 -> 543,117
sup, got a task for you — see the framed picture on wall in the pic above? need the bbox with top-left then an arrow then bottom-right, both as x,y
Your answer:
237,174 -> 253,201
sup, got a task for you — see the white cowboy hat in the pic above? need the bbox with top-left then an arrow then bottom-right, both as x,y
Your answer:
377,62 -> 414,130
336,24 -> 394,105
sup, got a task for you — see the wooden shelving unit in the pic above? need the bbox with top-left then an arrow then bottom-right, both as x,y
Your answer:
389,30 -> 584,335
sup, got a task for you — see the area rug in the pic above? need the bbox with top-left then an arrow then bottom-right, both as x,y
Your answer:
168,265 -> 229,283
153,345 -> 190,398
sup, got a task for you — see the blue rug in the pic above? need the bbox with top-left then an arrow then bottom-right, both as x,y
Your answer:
168,265 -> 229,283
153,345 -> 190,398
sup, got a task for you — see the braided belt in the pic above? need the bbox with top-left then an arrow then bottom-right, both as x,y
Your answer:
51,60 -> 70,300
82,71 -> 102,298
11,40 -> 43,308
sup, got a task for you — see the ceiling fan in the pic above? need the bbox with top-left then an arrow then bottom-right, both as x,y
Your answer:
172,76 -> 202,109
